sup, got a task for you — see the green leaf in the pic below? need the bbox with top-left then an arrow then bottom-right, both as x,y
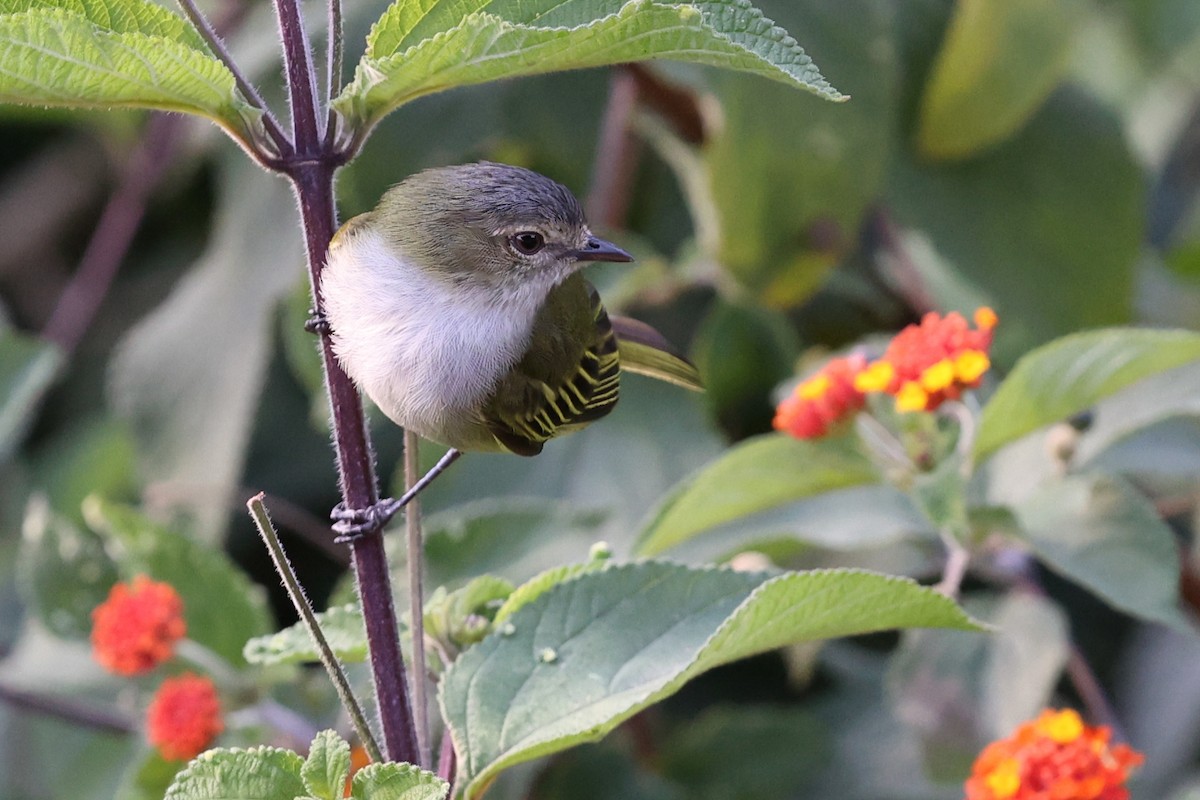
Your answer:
17,498 -> 119,639
302,731 -> 351,800
494,549 -> 611,623
974,328 -> 1200,462
0,0 -> 206,48
650,484 -> 933,566
440,561 -> 979,798
244,603 -> 367,666
334,0 -> 843,134
350,763 -> 449,800
164,747 -> 306,800
916,0 -> 1087,159
419,498 -> 608,589
659,706 -> 828,800
1013,474 -> 1189,630
0,7 -> 260,140
888,88 -> 1143,366
635,433 -> 880,557
28,418 -> 139,525
698,0 -> 897,302
84,497 -> 272,666
0,328 -> 61,463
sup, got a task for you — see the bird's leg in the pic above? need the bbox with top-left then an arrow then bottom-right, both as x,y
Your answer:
331,448 -> 463,542
305,308 -> 330,335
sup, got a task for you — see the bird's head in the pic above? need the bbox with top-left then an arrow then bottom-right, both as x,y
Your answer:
372,162 -> 632,295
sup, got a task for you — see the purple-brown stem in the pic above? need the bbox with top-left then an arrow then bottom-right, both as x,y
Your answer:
271,0 -> 418,763
438,726 -> 457,786
41,113 -> 184,355
288,159 -> 419,766
586,66 -> 641,230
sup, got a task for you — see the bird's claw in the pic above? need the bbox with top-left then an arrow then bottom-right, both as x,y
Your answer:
330,499 -> 400,543
305,308 -> 331,335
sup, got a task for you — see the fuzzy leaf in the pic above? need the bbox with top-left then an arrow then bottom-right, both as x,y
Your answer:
302,731 -> 351,800
1014,474 -> 1189,630
0,5 -> 260,140
165,747 -> 306,800
974,328 -> 1200,461
349,763 -> 448,800
635,433 -> 880,557
243,603 -> 368,666
334,0 -> 842,134
440,561 -> 978,798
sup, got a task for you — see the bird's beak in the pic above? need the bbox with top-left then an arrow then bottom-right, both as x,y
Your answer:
573,236 -> 634,263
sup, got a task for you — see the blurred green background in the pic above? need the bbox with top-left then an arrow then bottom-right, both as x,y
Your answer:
4,0 -> 1200,797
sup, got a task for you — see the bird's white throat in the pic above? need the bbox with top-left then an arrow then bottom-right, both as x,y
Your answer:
321,229 -> 553,436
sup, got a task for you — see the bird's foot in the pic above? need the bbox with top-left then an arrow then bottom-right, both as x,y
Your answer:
330,498 -> 402,543
305,309 -> 330,335
329,449 -> 463,544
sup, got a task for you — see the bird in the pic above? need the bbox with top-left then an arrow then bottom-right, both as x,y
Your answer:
318,161 -> 702,537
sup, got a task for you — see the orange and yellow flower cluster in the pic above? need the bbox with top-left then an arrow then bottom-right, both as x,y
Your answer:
965,709 -> 1143,800
91,576 -> 223,761
773,353 -> 869,440
773,308 -> 997,440
856,307 -> 997,413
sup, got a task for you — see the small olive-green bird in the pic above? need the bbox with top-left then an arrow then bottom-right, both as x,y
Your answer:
319,162 -> 701,534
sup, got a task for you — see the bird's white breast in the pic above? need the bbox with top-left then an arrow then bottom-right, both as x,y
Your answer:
321,229 -> 545,439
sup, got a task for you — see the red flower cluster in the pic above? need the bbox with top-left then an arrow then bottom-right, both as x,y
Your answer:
91,576 -> 226,761
146,673 -> 224,761
91,575 -> 186,676
855,308 -> 997,413
772,353 -> 868,440
965,709 -> 1143,800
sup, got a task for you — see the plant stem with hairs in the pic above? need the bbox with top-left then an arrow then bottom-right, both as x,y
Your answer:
199,0 -> 425,765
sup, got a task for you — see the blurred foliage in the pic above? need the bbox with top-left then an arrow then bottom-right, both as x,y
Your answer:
3,0 -> 1200,797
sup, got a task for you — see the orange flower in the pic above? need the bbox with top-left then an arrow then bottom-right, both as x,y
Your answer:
855,307 -> 997,413
91,575 -> 186,676
146,673 -> 223,761
965,709 -> 1144,800
773,354 -> 869,440
345,745 -> 372,796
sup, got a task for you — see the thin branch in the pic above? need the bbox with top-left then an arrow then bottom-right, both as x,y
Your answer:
323,0 -> 344,147
247,493 -> 384,763
1065,644 -> 1125,739
175,0 -> 290,155
42,113 -> 184,355
933,530 -> 970,598
404,430 -> 431,768
585,66 -> 641,230
0,681 -> 135,735
437,726 -> 456,787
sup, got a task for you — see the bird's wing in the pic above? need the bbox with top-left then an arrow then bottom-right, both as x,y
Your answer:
610,315 -> 703,392
483,278 -> 621,456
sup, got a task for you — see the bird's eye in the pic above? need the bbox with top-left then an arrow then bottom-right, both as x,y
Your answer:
511,231 -> 545,255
